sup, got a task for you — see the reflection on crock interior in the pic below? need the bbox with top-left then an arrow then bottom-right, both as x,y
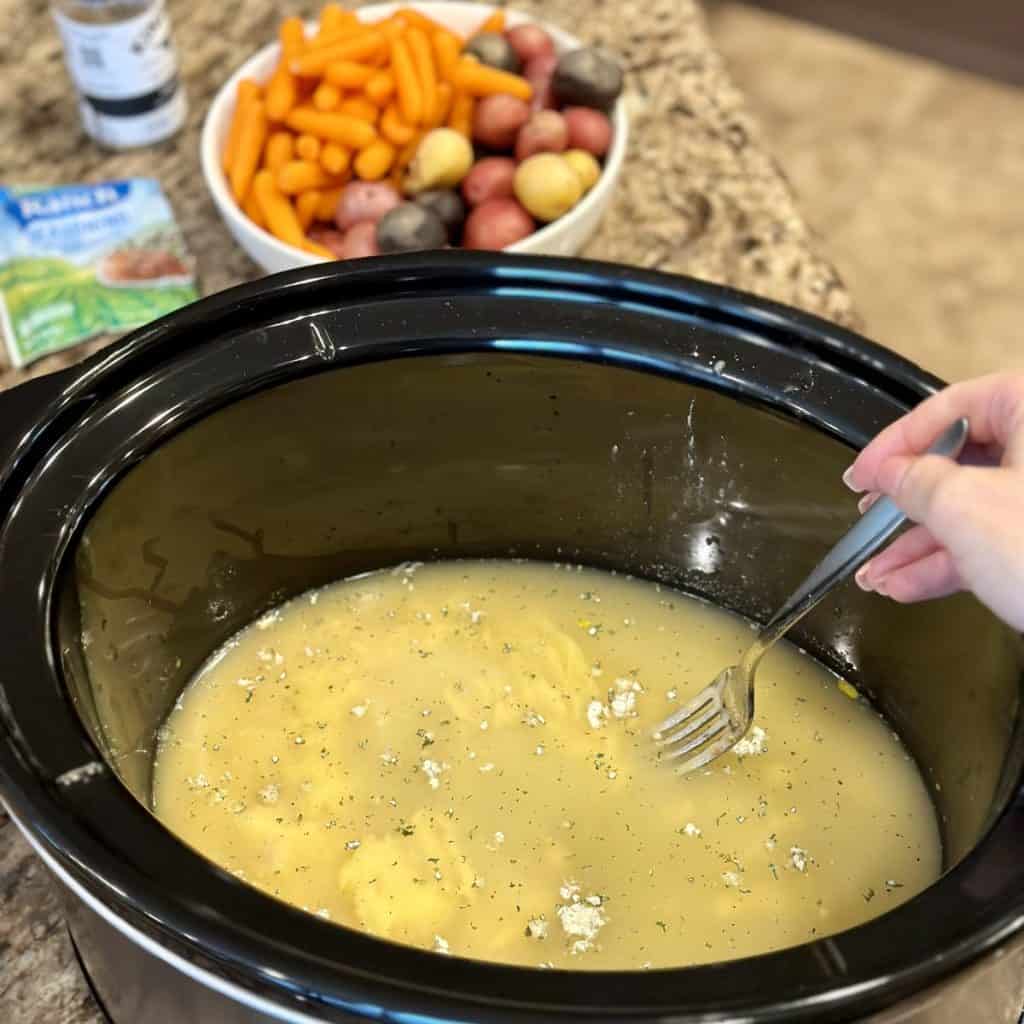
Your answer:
151,559 -> 940,970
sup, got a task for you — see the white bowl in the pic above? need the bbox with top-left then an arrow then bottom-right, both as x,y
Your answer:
200,1 -> 628,274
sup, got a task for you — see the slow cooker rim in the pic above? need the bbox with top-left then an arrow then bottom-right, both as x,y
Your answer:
1,254 -> 1021,1023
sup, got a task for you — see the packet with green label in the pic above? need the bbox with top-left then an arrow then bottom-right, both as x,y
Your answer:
0,179 -> 198,368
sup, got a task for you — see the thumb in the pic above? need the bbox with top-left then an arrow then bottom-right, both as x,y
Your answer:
875,453 -> 961,526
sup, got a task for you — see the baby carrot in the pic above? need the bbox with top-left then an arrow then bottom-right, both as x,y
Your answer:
324,60 -> 375,89
265,72 -> 297,122
313,81 -> 341,111
451,58 -> 531,101
379,15 -> 410,42
292,30 -> 385,76
364,69 -> 395,105
295,133 -> 321,162
316,186 -> 344,221
286,107 -> 377,149
473,9 -> 505,35
311,19 -> 366,50
317,3 -> 352,39
390,36 -> 422,126
339,95 -> 379,123
406,26 -> 437,126
354,138 -> 396,181
242,185 -> 266,229
279,15 -> 305,54
320,142 -> 351,176
252,169 -> 306,249
395,7 -> 453,36
222,78 -> 261,173
263,130 -> 294,171
295,189 -> 321,231
265,18 -> 305,122
277,159 -> 336,195
230,98 -> 268,202
431,29 -> 461,82
431,81 -> 454,129
380,102 -> 416,145
446,89 -> 473,136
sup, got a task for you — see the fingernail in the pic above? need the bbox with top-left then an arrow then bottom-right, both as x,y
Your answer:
841,466 -> 860,492
855,564 -> 873,591
858,492 -> 878,515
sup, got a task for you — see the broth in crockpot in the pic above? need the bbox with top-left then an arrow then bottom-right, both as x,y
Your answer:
152,560 -> 941,969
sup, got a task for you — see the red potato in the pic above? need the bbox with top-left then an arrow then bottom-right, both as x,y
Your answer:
504,24 -> 556,66
524,52 -> 557,112
307,225 -> 348,258
515,110 -> 568,161
462,156 -> 517,206
472,94 -> 530,150
339,221 -> 381,258
334,181 -> 402,231
563,106 -> 613,157
463,197 -> 535,250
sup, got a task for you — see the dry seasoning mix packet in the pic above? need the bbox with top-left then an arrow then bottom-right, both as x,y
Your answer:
0,179 -> 197,368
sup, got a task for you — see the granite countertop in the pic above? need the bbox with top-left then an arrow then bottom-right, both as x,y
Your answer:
0,1 -> 854,1020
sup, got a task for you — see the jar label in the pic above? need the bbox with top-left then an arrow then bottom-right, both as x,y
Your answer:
53,1 -> 185,146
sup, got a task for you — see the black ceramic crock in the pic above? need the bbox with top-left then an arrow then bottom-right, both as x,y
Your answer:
0,253 -> 1022,1024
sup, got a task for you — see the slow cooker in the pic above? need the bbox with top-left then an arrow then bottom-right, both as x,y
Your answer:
0,253 -> 1022,1023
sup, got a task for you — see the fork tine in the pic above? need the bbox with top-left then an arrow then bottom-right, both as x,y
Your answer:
659,712 -> 731,761
674,729 -> 738,775
654,701 -> 722,748
653,685 -> 720,738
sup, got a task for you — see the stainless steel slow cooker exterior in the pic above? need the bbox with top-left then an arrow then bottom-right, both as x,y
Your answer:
0,254 -> 1022,1023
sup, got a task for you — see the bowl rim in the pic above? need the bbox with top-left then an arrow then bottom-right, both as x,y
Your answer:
2,252 -> 1024,1023
199,0 -> 630,268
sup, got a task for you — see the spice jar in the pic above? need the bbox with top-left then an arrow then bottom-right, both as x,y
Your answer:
52,0 -> 187,149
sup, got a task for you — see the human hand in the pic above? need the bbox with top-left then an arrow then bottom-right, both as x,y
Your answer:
843,372 -> 1024,631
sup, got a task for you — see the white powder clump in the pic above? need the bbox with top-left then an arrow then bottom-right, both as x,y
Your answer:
732,725 -> 768,757
722,871 -> 742,888
682,822 -> 702,837
258,784 -> 279,804
790,846 -> 809,872
525,916 -> 549,939
609,677 -> 642,718
351,704 -> 368,718
556,882 -> 607,955
421,759 -> 445,790
586,700 -> 608,729
433,935 -> 451,955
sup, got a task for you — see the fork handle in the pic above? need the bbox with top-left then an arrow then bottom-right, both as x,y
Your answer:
741,417 -> 970,676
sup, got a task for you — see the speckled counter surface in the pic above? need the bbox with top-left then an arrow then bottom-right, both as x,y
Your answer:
0,1 -> 853,1020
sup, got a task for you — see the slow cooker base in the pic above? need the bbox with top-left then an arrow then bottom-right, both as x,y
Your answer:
62,879 -> 1024,1024
68,929 -> 114,1024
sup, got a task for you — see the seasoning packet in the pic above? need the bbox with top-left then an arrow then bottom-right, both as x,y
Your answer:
0,178 -> 197,368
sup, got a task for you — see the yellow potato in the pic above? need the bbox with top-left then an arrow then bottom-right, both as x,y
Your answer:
562,149 -> 601,193
404,128 -> 474,194
513,153 -> 583,222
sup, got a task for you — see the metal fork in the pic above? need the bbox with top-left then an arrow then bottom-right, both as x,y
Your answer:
653,417 -> 969,775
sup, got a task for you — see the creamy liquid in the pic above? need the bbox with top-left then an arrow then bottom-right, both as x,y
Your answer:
153,560 -> 941,969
